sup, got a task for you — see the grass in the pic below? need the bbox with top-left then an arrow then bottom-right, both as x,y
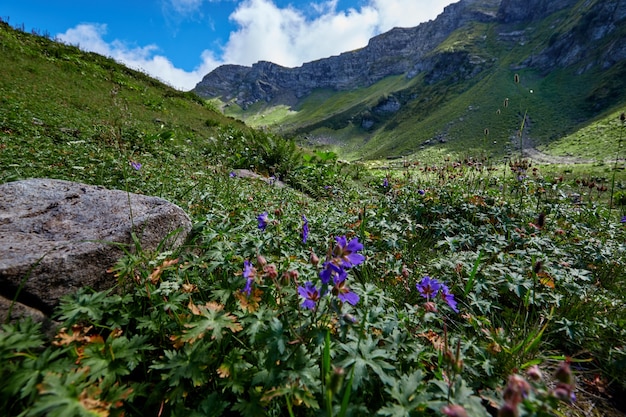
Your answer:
213,0 -> 626,166
1,19 -> 626,417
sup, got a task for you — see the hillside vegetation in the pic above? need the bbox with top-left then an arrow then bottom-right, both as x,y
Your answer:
1,19 -> 626,417
221,1 -> 626,164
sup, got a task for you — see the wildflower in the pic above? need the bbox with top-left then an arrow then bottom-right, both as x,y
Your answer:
320,261 -> 346,285
301,215 -> 309,244
439,284 -> 459,313
298,281 -> 321,310
242,260 -> 256,295
130,160 -> 142,171
418,189 -> 425,195
383,177 -> 389,187
229,171 -> 237,178
333,235 -> 365,268
416,276 -> 441,300
332,273 -> 359,305
257,212 -> 269,231
621,215 -> 626,223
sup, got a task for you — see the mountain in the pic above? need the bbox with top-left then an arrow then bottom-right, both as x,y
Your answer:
194,0 -> 626,160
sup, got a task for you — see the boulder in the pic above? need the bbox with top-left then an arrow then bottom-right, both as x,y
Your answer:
0,178 -> 192,322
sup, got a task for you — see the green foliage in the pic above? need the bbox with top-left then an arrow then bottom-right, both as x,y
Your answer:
1,17 -> 626,417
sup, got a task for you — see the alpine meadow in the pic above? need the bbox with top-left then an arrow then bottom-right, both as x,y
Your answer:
1,0 -> 626,416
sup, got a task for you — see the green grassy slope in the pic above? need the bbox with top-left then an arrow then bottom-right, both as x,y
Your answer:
226,1 -> 626,163
0,20 -> 248,194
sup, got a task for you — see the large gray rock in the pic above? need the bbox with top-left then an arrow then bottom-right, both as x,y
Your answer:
0,179 -> 192,321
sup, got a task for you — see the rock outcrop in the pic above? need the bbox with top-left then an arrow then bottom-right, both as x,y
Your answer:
193,0 -> 501,108
497,0 -> 577,22
193,0 -> 626,110
0,179 -> 192,324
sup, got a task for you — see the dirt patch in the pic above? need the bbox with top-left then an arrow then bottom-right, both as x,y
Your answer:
511,134 -> 595,164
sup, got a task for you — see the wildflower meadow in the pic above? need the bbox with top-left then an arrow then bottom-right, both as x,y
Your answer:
1,21 -> 625,416
2,153 -> 625,417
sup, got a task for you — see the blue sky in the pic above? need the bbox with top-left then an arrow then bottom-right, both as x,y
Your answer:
3,0 -> 454,90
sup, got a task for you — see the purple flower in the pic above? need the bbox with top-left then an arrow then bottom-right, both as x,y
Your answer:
257,212 -> 269,231
621,215 -> 626,223
418,189 -> 425,196
229,171 -> 237,178
130,160 -> 142,171
333,236 -> 365,268
383,177 -> 389,187
416,276 -> 441,300
333,274 -> 359,305
298,281 -> 321,310
301,215 -> 309,244
320,261 -> 346,285
439,284 -> 459,313
242,260 -> 256,295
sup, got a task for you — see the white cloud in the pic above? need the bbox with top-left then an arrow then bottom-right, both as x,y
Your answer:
55,1 -> 454,90
219,0 -> 453,68
56,23 -> 218,90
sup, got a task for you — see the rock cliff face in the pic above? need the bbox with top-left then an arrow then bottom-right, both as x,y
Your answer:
194,0 -> 501,107
193,0 -> 626,109
523,0 -> 626,74
497,0 -> 577,22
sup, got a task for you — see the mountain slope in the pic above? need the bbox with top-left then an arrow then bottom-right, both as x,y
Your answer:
194,0 -> 626,161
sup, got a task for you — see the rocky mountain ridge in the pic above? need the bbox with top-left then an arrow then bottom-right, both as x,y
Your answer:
194,0 -> 501,106
193,0 -> 626,160
193,0 -> 621,108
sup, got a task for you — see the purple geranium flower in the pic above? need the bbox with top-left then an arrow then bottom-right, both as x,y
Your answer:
333,235 -> 365,268
302,215 -> 309,244
439,284 -> 459,313
320,261 -> 346,285
416,276 -> 441,300
298,281 -> 321,310
257,212 -> 269,231
130,160 -> 142,171
242,260 -> 256,295
333,274 -> 359,306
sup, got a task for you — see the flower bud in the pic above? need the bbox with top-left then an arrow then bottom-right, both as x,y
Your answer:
554,361 -> 574,387
503,374 -> 530,407
327,366 -> 345,395
402,265 -> 410,278
264,264 -> 278,279
423,301 -> 438,312
526,364 -> 542,381
257,254 -> 267,267
497,402 -> 518,417
552,383 -> 575,403
310,250 -> 320,266
442,404 -> 468,417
